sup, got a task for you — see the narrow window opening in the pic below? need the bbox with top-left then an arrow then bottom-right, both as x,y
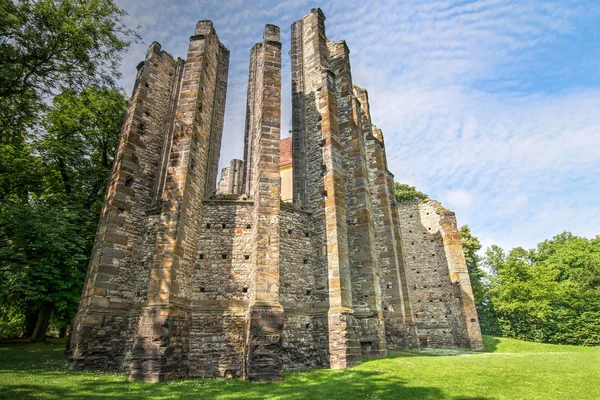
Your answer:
306,290 -> 312,295
206,223 -> 211,229
288,229 -> 293,235
199,254 -> 204,260
199,287 -> 205,293
303,259 -> 308,264
246,224 -> 251,229
243,287 -> 248,293
125,177 -> 134,187
244,254 -> 250,260
222,253 -> 227,259
222,223 -> 226,229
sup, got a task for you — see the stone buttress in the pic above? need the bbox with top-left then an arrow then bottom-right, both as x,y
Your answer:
68,21 -> 230,382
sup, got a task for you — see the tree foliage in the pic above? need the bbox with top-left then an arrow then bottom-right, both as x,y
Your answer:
0,0 -> 138,142
0,86 -> 126,341
484,233 -> 600,346
0,0 -> 133,341
394,182 -> 429,203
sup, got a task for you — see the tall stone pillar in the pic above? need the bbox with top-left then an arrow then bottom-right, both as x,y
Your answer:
242,25 -> 284,381
329,41 -> 386,358
356,87 -> 418,349
291,8 -> 361,369
129,21 -> 229,382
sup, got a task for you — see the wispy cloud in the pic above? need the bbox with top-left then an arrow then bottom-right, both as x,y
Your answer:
114,0 -> 600,251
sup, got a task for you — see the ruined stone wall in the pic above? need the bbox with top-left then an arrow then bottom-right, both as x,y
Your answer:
279,204 -> 329,370
187,200 -> 254,378
70,8 -> 484,383
216,159 -> 244,195
398,200 -> 483,349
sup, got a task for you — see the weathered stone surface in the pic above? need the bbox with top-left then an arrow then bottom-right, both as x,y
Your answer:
68,8 -> 483,383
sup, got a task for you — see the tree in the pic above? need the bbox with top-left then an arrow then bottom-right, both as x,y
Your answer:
0,86 -> 126,342
484,233 -> 600,346
0,0 -> 138,143
393,182 -> 429,203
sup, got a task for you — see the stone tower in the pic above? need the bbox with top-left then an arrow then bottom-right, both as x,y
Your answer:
68,9 -> 483,383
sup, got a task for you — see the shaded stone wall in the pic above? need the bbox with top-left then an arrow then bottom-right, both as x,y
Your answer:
279,204 -> 329,370
398,200 -> 483,349
188,200 -> 254,378
69,42 -> 183,373
328,41 -> 386,357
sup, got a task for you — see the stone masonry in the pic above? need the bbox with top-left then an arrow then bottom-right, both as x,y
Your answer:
68,9 -> 483,382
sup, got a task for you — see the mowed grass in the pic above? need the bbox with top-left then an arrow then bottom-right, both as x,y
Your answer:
0,336 -> 598,399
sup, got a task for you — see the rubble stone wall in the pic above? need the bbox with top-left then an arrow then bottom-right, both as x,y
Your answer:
398,200 -> 483,349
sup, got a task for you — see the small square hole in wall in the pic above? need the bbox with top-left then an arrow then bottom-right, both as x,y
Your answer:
305,232 -> 310,238
306,290 -> 312,295
243,287 -> 248,293
244,254 -> 250,260
409,215 -> 413,218
387,284 -> 391,289
222,223 -> 226,229
199,254 -> 204,260
125,177 -> 134,187
409,230 -> 412,233
305,323 -> 310,329
288,229 -> 293,235
303,259 -> 308,264
383,307 -> 388,311
222,253 -> 228,259
199,287 -> 205,293
428,227 -> 431,230
206,223 -> 211,229
246,224 -> 251,229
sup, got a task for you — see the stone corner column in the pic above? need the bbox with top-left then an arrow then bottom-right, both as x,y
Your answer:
243,24 -> 285,381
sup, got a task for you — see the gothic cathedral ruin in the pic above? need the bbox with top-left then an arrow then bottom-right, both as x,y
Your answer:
67,9 -> 483,382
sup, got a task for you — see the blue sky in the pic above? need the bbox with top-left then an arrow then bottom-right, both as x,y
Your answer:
115,0 -> 600,252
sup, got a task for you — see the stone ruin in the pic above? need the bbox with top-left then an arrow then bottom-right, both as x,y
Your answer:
67,9 -> 483,382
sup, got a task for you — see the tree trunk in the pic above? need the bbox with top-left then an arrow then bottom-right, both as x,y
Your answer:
20,310 -> 39,338
58,325 -> 68,338
29,301 -> 53,343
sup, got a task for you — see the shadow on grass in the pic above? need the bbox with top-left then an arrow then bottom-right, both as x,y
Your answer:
0,338 -> 497,400
0,369 -> 496,400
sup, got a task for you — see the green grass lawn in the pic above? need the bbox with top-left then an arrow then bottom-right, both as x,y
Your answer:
0,336 -> 598,399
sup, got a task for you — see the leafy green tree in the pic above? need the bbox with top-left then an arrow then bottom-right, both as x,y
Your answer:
0,86 -> 126,342
0,0 -> 138,143
0,0 -> 135,341
484,233 -> 600,346
394,182 -> 429,203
